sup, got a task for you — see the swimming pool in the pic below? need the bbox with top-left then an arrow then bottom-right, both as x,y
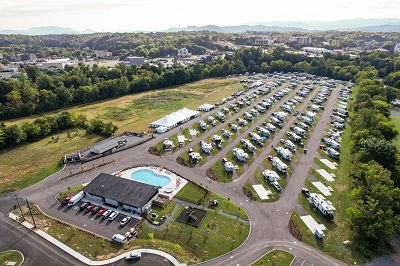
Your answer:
131,169 -> 171,187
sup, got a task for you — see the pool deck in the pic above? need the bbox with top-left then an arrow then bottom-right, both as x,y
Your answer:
117,166 -> 188,198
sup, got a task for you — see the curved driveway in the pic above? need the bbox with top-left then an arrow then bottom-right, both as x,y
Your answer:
1,80 -> 347,266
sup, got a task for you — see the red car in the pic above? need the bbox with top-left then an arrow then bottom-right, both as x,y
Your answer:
61,196 -> 72,206
96,208 -> 107,217
84,204 -> 95,213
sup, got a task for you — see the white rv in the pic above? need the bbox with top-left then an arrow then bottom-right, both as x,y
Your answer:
276,147 -> 292,161
240,139 -> 256,152
249,132 -> 264,146
256,126 -> 270,137
271,157 -> 288,174
262,169 -> 280,182
198,120 -> 207,130
280,139 -> 296,151
244,112 -> 254,121
264,123 -> 276,132
200,140 -> 213,153
232,148 -> 248,162
221,129 -> 232,138
310,193 -> 335,221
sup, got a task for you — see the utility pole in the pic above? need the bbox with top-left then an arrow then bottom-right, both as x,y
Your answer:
15,194 -> 25,221
26,198 -> 37,229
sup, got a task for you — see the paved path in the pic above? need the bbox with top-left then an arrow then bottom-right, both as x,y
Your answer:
1,80 -> 351,266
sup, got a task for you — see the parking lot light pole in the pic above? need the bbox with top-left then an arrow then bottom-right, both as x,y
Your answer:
26,198 -> 37,229
15,194 -> 25,221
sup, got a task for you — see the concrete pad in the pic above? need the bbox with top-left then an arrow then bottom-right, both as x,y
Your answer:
312,182 -> 332,196
300,215 -> 326,233
316,169 -> 335,182
6,262 -> 17,266
252,184 -> 269,200
320,159 -> 337,170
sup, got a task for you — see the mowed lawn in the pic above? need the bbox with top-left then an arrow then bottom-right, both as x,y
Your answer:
0,129 -> 104,193
4,78 -> 243,133
0,78 -> 242,192
391,113 -> 400,151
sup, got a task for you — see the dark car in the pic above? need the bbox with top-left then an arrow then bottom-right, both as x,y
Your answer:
78,201 -> 90,210
209,200 -> 219,206
91,205 -> 101,214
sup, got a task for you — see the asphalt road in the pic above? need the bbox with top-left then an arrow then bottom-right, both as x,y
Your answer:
0,211 -> 83,266
1,78 -> 351,266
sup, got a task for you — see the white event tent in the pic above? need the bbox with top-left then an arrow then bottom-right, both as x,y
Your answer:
151,108 -> 200,132
197,103 -> 215,112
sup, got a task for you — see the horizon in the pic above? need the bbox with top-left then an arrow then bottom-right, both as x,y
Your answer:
1,0 -> 400,32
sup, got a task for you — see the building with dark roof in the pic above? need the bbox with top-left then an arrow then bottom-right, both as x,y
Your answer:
83,173 -> 159,214
90,139 -> 119,154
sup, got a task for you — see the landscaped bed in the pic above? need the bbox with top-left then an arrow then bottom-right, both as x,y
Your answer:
250,249 -> 295,266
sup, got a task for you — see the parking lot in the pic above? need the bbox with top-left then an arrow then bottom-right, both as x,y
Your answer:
56,201 -> 140,239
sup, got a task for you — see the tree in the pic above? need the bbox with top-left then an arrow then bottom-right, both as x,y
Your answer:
3,125 -> 26,146
347,162 -> 400,252
377,121 -> 398,141
26,65 -> 41,83
356,137 -> 397,172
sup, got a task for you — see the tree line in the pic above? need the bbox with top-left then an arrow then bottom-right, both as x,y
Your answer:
0,111 -> 117,148
4,46 -> 400,121
346,67 -> 400,256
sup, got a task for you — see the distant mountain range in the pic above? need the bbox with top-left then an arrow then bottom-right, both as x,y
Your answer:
1,18 -> 400,35
0,26 -> 95,35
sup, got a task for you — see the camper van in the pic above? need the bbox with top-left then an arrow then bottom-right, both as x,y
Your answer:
200,140 -> 213,153
256,126 -> 270,137
67,192 -> 84,207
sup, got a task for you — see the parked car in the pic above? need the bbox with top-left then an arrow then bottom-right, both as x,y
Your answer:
91,205 -> 101,214
108,211 -> 119,221
61,196 -> 72,206
120,216 -> 133,226
209,200 -> 219,206
84,204 -> 95,213
78,201 -> 90,210
96,208 -> 107,217
125,252 -> 141,261
129,227 -> 139,237
102,209 -> 112,218
301,188 -> 310,198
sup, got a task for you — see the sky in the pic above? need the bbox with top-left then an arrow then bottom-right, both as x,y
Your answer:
1,0 -> 400,32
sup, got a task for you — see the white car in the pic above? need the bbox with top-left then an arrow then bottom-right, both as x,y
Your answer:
125,252 -> 141,260
108,211 -> 119,221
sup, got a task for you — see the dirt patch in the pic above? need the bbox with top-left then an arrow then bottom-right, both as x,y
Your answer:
148,146 -> 161,156
176,157 -> 188,166
206,168 -> 217,180
288,218 -> 303,241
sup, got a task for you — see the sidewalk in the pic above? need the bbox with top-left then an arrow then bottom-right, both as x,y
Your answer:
8,212 -> 186,266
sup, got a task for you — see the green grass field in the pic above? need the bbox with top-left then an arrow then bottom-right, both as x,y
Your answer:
175,182 -> 248,220
250,249 -> 295,266
294,126 -> 370,264
0,129 -> 104,193
0,251 -> 24,266
391,114 -> 400,151
1,78 -> 244,192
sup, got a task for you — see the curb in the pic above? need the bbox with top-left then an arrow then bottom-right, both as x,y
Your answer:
8,212 -> 185,266
0,249 -> 24,266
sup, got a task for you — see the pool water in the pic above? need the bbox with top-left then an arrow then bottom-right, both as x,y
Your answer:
131,169 -> 171,187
